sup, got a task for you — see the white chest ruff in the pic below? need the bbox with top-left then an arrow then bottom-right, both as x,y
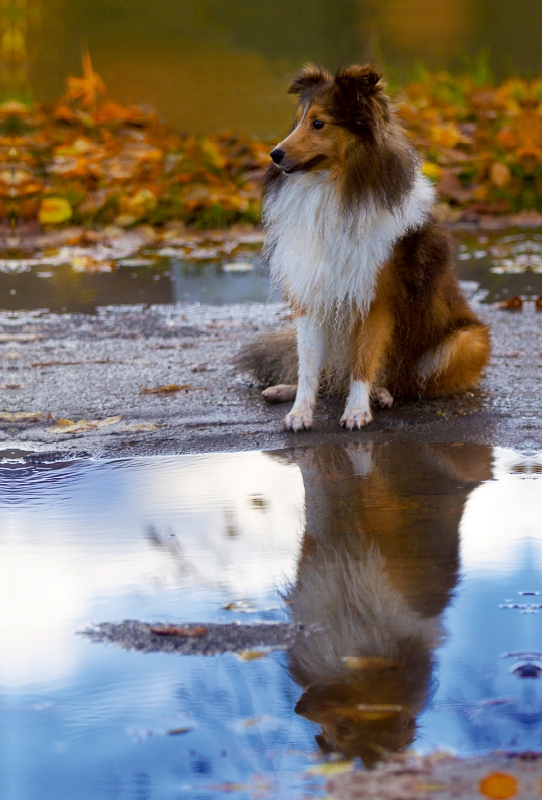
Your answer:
264,171 -> 435,319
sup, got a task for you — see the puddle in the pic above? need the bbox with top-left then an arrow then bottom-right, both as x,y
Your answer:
1,228 -> 541,313
454,230 -> 542,303
2,443 -> 542,797
0,253 -> 280,313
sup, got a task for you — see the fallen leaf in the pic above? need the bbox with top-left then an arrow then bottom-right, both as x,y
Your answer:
306,762 -> 354,777
237,649 -> 270,661
140,384 -> 192,394
497,296 -> 523,309
490,161 -> 511,188
222,261 -> 254,273
222,601 -> 260,612
149,625 -> 207,637
48,415 -> 122,433
39,197 -> 73,225
240,716 -> 265,728
0,411 -> 43,421
167,727 -> 194,736
479,772 -> 518,800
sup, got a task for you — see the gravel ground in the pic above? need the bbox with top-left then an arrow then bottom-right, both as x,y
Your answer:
0,297 -> 538,459
81,620 -> 314,656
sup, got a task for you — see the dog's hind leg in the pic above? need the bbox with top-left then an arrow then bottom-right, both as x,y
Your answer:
416,324 -> 490,396
372,387 -> 394,407
262,384 -> 297,403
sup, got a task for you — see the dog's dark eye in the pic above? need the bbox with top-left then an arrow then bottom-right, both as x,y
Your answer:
313,119 -> 325,130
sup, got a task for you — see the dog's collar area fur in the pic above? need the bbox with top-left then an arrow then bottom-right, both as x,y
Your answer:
263,169 -> 435,320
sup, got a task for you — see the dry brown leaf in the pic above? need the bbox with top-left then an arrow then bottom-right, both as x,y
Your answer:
497,296 -> 523,309
0,411 -> 43,421
150,625 -> 207,637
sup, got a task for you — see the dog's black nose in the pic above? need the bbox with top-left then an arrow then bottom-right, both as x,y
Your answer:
270,148 -> 285,164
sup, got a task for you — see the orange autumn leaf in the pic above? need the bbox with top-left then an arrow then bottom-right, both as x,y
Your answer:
65,49 -> 106,111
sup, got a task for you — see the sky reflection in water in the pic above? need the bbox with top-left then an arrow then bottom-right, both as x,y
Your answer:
0,444 -> 541,798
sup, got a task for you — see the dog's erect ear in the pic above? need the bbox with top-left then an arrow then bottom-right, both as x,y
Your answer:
288,64 -> 332,96
334,64 -> 384,103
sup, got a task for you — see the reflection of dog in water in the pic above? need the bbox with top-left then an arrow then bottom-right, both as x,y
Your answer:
276,443 -> 492,765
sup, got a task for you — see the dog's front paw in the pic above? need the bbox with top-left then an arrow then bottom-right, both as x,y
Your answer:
284,408 -> 313,432
340,408 -> 373,430
372,387 -> 394,408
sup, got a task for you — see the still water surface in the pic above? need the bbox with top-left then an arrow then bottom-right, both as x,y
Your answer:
1,443 -> 542,797
2,228 -> 542,313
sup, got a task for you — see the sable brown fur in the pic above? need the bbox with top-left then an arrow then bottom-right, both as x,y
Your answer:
237,216 -> 490,400
263,63 -> 417,213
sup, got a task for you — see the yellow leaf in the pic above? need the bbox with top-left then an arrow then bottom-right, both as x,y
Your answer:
39,197 -> 73,226
0,411 -> 43,421
490,162 -> 512,189
421,161 -> 442,183
49,416 -> 122,433
237,649 -> 270,661
306,762 -> 354,777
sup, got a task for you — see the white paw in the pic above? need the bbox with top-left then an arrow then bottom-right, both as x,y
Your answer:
284,408 -> 313,432
262,384 -> 297,404
340,408 -> 373,430
372,387 -> 394,408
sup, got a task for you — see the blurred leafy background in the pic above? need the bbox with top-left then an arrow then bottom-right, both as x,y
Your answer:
1,0 -> 541,230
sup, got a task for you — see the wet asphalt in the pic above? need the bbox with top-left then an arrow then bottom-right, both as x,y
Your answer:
0,297 -> 537,460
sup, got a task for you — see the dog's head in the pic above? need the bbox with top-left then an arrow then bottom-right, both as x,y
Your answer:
268,64 -> 416,210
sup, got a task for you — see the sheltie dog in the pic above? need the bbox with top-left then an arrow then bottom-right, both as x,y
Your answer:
237,64 -> 490,431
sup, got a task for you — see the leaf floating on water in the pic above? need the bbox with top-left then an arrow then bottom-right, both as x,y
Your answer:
222,600 -> 260,613
167,727 -> 194,736
150,625 -> 207,637
479,772 -> 518,800
222,261 -> 254,273
208,784 -> 248,794
237,649 -> 270,661
306,762 -> 354,777
240,716 -> 265,728
342,656 -> 399,670
140,384 -> 193,394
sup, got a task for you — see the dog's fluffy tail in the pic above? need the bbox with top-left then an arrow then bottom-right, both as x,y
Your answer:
234,327 -> 298,386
